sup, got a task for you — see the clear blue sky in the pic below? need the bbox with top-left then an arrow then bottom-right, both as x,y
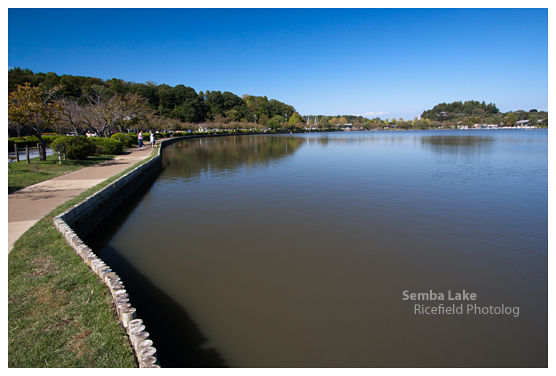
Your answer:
8,7 -> 548,120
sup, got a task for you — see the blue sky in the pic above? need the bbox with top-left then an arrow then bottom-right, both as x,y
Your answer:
8,7 -> 548,120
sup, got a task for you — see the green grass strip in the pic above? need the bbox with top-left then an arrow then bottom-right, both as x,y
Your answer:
8,148 -> 158,368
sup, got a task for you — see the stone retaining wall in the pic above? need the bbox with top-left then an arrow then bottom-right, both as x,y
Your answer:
59,154 -> 161,239
53,141 -> 174,368
51,135 -> 244,367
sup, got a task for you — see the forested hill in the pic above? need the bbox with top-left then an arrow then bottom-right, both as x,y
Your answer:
8,68 -> 297,124
421,100 -> 500,121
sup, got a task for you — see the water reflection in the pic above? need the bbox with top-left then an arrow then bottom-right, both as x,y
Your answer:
162,135 -> 304,181
421,135 -> 494,155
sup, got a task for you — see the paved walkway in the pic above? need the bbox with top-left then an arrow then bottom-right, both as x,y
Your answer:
8,146 -> 158,252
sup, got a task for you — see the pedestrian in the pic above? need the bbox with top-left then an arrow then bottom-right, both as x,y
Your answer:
150,132 -> 155,148
138,131 -> 144,148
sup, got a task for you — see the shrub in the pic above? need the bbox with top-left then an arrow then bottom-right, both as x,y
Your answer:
24,135 -> 39,143
9,138 -> 39,152
111,133 -> 137,148
91,138 -> 124,155
51,136 -> 98,160
128,132 -> 138,143
154,132 -> 168,139
8,135 -> 63,152
41,135 -> 61,145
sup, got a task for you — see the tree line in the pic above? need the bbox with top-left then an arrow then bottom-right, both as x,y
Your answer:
8,67 -> 301,131
8,68 -> 306,160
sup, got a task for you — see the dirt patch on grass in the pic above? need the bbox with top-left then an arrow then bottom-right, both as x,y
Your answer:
69,329 -> 93,358
28,255 -> 61,278
41,317 -> 75,333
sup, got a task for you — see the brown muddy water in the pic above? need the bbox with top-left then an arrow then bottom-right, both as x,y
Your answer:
88,130 -> 547,367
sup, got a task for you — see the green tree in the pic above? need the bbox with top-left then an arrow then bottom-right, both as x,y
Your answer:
318,118 -> 330,130
528,114 -> 538,127
258,114 -> 269,126
8,67 -> 45,92
504,112 -> 517,127
288,113 -> 304,125
267,115 -> 283,130
225,109 -> 241,123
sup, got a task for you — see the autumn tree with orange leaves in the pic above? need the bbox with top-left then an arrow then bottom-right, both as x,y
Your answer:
8,83 -> 63,161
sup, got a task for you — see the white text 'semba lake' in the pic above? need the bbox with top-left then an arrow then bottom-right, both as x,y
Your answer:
402,290 -> 477,301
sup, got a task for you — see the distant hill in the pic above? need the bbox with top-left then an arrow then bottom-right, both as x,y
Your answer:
421,101 -> 500,121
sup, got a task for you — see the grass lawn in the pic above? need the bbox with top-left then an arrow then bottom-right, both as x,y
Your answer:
8,149 -> 158,368
8,154 -> 118,193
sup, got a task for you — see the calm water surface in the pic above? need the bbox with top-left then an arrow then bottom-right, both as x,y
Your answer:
94,130 -> 547,367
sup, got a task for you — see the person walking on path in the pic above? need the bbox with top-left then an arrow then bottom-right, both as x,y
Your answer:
138,131 -> 144,148
150,132 -> 155,148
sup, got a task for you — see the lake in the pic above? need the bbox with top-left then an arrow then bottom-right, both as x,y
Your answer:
90,129 -> 547,367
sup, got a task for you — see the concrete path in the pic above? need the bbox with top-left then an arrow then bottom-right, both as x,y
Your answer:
8,146 -> 157,252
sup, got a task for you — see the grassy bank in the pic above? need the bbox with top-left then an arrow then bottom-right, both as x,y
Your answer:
8,149 -> 158,368
8,154 -> 119,193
